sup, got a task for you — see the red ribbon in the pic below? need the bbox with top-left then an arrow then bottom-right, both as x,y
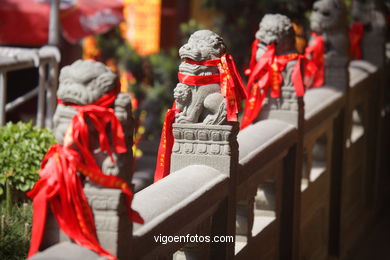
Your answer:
28,88 -> 143,260
349,21 -> 364,60
241,44 -> 305,129
154,53 -> 247,182
178,53 -> 247,122
304,32 -> 325,88
153,103 -> 180,182
245,39 -> 260,76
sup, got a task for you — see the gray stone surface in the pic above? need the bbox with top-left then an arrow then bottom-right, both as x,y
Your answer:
29,242 -> 103,260
348,59 -> 378,87
304,87 -> 344,120
171,123 -> 238,176
237,119 -> 296,166
309,0 -> 349,91
131,165 -> 228,259
44,60 -> 134,258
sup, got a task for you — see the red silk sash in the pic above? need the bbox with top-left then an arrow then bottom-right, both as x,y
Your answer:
154,53 -> 247,182
349,21 -> 364,60
245,39 -> 260,76
241,44 -> 305,129
304,32 -> 325,88
153,103 -> 180,182
28,88 -> 143,260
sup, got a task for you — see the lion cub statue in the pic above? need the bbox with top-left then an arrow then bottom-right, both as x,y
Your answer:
174,30 -> 227,125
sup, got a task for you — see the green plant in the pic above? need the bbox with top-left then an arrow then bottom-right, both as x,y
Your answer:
0,201 -> 32,260
0,122 -> 56,207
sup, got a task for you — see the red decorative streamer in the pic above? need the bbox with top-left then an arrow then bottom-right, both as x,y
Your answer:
241,44 -> 305,129
28,88 -> 143,260
304,32 -> 325,88
153,103 -> 180,182
245,39 -> 260,76
349,21 -> 364,60
154,53 -> 247,182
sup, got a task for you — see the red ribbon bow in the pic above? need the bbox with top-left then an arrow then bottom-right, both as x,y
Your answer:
28,88 -> 143,260
241,44 -> 305,129
154,53 -> 247,182
304,32 -> 325,88
349,21 -> 364,60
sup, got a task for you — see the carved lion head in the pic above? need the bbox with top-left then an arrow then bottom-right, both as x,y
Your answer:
310,0 -> 346,34
57,60 -> 117,105
256,14 -> 294,45
179,30 -> 226,61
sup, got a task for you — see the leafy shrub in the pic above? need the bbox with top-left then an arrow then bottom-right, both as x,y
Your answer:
0,122 -> 56,198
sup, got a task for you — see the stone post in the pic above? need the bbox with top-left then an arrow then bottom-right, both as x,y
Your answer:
169,29 -> 240,260
42,60 -> 134,259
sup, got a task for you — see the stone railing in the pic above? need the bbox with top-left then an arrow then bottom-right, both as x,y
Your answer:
31,21 -> 390,260
0,46 -> 60,128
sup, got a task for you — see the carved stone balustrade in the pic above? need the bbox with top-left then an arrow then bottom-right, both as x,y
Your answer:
130,165 -> 229,259
235,119 -> 298,259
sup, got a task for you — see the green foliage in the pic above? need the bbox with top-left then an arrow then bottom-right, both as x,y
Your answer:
0,202 -> 32,260
0,122 -> 56,197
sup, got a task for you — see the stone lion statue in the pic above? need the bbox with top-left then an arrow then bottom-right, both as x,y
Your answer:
351,0 -> 386,31
351,0 -> 386,66
175,30 -> 227,125
255,14 -> 296,58
53,59 -> 133,181
309,0 -> 348,58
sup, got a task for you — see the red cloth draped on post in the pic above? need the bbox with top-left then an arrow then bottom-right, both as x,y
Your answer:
304,32 -> 325,88
349,21 -> 364,60
241,44 -> 305,130
154,53 -> 247,182
28,88 -> 143,260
